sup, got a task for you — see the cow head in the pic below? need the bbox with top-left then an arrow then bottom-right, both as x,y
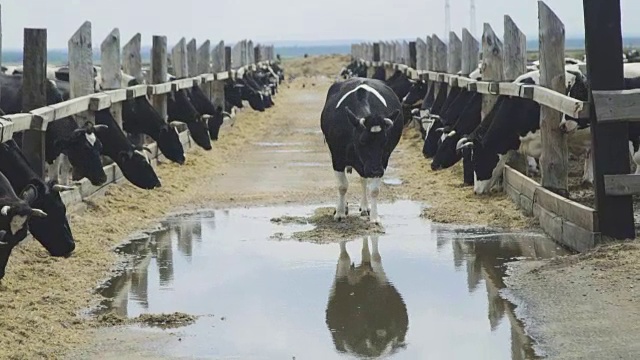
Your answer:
56,121 -> 109,185
422,116 -> 443,158
116,147 -> 161,190
237,82 -> 265,112
20,181 -> 75,257
345,106 -> 400,178
206,106 -> 232,141
560,70 -> 589,133
0,199 -> 46,242
225,82 -> 244,109
431,128 -> 462,170
160,123 -> 186,165
402,80 -> 428,108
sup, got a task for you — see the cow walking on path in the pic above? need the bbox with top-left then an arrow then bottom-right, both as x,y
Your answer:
320,78 -> 403,224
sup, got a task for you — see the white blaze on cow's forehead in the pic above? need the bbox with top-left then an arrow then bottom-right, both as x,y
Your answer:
85,133 -> 97,146
335,84 -> 388,109
10,215 -> 27,235
370,125 -> 382,133
0,206 -> 9,216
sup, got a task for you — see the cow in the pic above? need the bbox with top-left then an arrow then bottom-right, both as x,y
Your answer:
0,73 -> 109,186
385,70 -> 413,101
325,236 -> 408,358
321,78 -> 403,224
167,89 -> 213,150
122,96 -> 186,164
0,139 -> 77,266
224,80 -> 244,110
95,109 -> 162,189
421,83 -> 459,158
184,85 -> 232,141
340,62 -> 367,79
456,69 -> 591,194
0,169 -> 49,281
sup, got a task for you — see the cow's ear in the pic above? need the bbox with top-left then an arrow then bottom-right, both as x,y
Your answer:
344,106 -> 362,128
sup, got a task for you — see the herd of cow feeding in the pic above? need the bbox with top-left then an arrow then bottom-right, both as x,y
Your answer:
0,28 -> 285,281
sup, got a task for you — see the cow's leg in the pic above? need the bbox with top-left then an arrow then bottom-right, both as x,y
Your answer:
359,177 -> 370,216
336,241 -> 350,278
361,236 -> 371,264
59,155 -> 72,185
334,170 -> 349,221
368,177 -> 382,224
582,148 -> 594,184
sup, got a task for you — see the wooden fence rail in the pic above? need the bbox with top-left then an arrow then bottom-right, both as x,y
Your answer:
351,0 -> 638,249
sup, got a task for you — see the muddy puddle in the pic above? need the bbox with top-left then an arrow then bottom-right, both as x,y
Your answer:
94,201 -> 568,359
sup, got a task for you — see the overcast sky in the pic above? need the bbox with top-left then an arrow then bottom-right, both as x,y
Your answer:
2,0 -> 639,49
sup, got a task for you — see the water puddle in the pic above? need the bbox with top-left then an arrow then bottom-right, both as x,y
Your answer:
95,201 -> 567,359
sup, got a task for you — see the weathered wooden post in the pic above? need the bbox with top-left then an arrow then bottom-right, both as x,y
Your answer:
224,46 -> 232,71
247,40 -> 254,64
211,41 -> 226,112
432,35 -> 447,97
101,28 -> 123,128
416,38 -> 426,70
461,28 -> 479,76
232,41 -> 242,69
503,15 -> 529,174
481,24 -> 504,119
123,33 -> 143,83
22,28 -> 47,178
583,0 -> 634,239
254,45 -> 261,63
0,5 -> 3,101
187,38 -> 197,77
409,41 -> 417,69
68,21 -> 95,180
197,39 -> 212,102
426,36 -> 433,71
448,32 -> 462,74
151,35 -> 168,121
538,2 -> 569,195
172,38 -> 188,77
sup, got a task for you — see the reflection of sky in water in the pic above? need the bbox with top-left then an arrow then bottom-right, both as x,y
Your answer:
102,201 -> 566,359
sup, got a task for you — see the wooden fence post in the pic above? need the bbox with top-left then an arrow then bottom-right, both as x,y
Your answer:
22,28 -> 47,178
248,40 -> 254,64
151,35 -> 168,121
432,35 -> 448,98
373,43 -> 381,63
67,21 -> 94,181
409,41 -> 417,69
503,15 -> 529,174
426,36 -> 433,71
101,28 -> 123,129
172,38 -> 188,77
187,38 -> 197,77
254,45 -> 261,63
448,32 -> 462,74
461,28 -> 479,76
582,0 -> 633,239
224,46 -> 232,71
123,33 -> 143,83
416,38 -> 426,70
197,39 -> 211,98
481,23 -> 504,119
538,2 -> 569,196
232,41 -> 242,69
212,41 -> 226,112
0,5 -> 3,101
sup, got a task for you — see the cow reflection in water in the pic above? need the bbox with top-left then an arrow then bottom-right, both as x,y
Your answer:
325,235 -> 408,358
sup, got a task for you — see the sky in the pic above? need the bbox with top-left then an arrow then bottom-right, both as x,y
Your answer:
2,0 -> 640,49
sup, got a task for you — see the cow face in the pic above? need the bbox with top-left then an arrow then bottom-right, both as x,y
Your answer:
431,130 -> 462,170
224,82 -> 244,108
402,81 -> 428,108
422,117 -> 443,158
20,182 -> 75,257
560,70 -> 590,133
117,149 -> 161,189
0,200 -> 45,241
239,84 -> 266,112
159,124 -> 186,164
56,121 -> 109,186
345,107 -> 400,178
207,107 -> 232,141
186,117 -> 213,150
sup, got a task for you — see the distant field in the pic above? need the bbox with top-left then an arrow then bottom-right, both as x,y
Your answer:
2,37 -> 640,65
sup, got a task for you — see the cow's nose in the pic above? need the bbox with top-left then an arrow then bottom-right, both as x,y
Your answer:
431,162 -> 443,171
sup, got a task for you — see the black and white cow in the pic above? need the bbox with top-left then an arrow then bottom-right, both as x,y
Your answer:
122,96 -> 186,164
456,68 -> 590,194
184,85 -> 232,141
326,236 -> 408,358
167,88 -> 213,151
95,109 -> 161,189
320,78 -> 403,224
0,73 -> 109,186
385,70 -> 413,101
0,169 -> 48,281
0,139 -> 76,264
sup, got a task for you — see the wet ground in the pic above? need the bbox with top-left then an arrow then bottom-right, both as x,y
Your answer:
85,201 -> 567,360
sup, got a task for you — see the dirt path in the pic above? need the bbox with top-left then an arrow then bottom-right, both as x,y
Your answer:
0,56 -> 537,360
